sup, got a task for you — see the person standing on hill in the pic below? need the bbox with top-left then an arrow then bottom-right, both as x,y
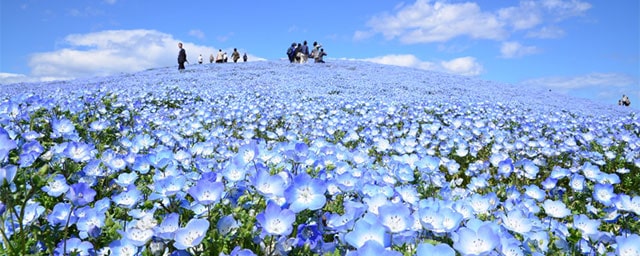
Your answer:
619,94 -> 631,106
232,48 -> 241,63
243,53 -> 248,62
198,54 -> 203,64
315,48 -> 327,63
216,49 -> 224,63
287,43 -> 296,63
177,42 -> 187,71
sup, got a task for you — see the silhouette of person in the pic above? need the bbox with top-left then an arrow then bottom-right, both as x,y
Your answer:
177,42 -> 187,70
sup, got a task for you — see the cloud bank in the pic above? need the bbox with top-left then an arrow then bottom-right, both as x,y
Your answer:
362,54 -> 483,76
356,0 -> 591,44
2,29 -> 262,84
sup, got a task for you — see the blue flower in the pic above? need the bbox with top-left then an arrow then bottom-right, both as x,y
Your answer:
108,238 -> 139,256
51,117 -> 77,138
217,214 -> 240,236
344,217 -> 390,249
112,185 -> 142,209
542,199 -> 571,219
453,222 -> 500,256
65,182 -> 97,206
0,127 -> 17,161
592,183 -> 616,207
256,201 -> 296,236
0,165 -> 17,185
295,222 -> 323,250
416,242 -> 455,256
41,174 -> 69,197
154,213 -> 180,240
47,202 -> 76,227
64,141 -> 95,163
377,202 -> 413,233
251,168 -> 286,199
284,172 -> 327,213
76,206 -> 106,239
500,209 -> 533,234
187,179 -> 225,205
19,140 -> 43,167
615,234 -> 640,256
173,218 -> 210,250
55,237 -> 94,256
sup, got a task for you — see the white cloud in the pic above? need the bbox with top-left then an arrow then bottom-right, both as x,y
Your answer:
16,29 -> 264,84
358,0 -> 590,44
364,0 -> 507,43
189,29 -> 205,39
526,26 -> 566,39
440,57 -> 484,76
500,41 -> 540,58
362,54 -> 483,76
520,73 -> 636,90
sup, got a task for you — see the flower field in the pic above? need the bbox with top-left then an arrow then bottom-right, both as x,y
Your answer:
0,60 -> 638,255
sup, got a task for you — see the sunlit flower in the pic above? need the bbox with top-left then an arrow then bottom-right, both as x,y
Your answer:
542,199 -> 571,219
344,217 -> 390,249
257,201 -> 295,236
55,237 -> 94,256
174,218 -> 210,250
284,172 -> 327,213
452,222 -> 500,255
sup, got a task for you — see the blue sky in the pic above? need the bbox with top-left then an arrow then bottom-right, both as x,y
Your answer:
1,0 -> 638,108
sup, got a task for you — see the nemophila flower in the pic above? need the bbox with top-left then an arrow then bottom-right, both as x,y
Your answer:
256,201 -> 296,236
377,202 -> 413,233
89,119 -> 110,132
593,183 -> 616,207
416,242 -> 456,256
21,201 -> 45,225
51,117 -> 77,138
65,182 -> 97,206
617,194 -> 640,215
217,214 -> 240,236
395,185 -> 419,206
150,175 -> 187,200
0,165 -> 17,185
581,162 -> 602,181
101,150 -> 127,172
344,217 -> 390,249
119,227 -> 154,247
76,206 -> 106,239
346,240 -> 402,256
55,237 -> 94,256
453,222 -> 500,256
569,174 -> 585,192
114,172 -> 138,188
108,238 -> 139,256
572,214 -> 600,239
616,234 -> 640,256
251,168 -> 286,199
520,159 -> 539,179
112,185 -> 142,209
524,185 -> 546,202
284,172 -> 327,213
227,246 -> 258,256
0,127 -> 17,161
187,179 -> 224,205
468,192 -> 498,215
173,218 -> 210,250
62,142 -> 93,163
47,202 -> 77,227
501,209 -> 533,234
222,161 -> 248,183
542,199 -> 571,218
19,140 -> 43,167
154,213 -> 180,240
233,141 -> 259,166
295,222 -> 323,250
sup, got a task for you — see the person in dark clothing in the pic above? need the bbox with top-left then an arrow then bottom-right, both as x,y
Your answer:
287,43 -> 296,63
177,42 -> 187,70
243,53 -> 248,62
315,48 -> 327,63
301,41 -> 309,63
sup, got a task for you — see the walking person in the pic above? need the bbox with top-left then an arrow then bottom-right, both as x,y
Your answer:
287,43 -> 296,63
198,54 -> 203,64
243,53 -> 248,62
232,48 -> 240,63
216,49 -> 224,63
315,48 -> 327,63
177,42 -> 187,71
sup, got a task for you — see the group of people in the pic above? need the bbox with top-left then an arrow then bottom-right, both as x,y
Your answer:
618,94 -> 631,107
286,40 -> 327,63
178,43 -> 248,71
199,48 -> 247,64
